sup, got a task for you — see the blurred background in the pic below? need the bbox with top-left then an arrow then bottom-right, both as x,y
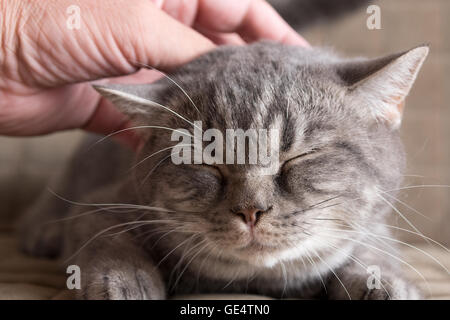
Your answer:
1,0 -> 449,245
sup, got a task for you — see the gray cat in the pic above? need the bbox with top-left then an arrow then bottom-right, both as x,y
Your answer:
19,41 -> 428,300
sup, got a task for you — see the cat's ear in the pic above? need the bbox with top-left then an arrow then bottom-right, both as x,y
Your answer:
337,45 -> 429,128
93,83 -> 164,120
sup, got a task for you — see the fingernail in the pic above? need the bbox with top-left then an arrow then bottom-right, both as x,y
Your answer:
149,0 -> 164,9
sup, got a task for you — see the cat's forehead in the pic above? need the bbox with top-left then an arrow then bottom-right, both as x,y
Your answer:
172,43 -> 343,123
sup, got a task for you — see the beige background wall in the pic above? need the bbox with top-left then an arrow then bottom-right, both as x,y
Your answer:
1,0 -> 449,245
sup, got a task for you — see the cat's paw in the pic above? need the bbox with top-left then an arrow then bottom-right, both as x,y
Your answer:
18,216 -> 62,258
328,273 -> 421,300
80,263 -> 165,300
359,277 -> 421,300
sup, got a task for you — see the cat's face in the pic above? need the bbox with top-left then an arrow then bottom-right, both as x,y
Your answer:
95,42 -> 428,267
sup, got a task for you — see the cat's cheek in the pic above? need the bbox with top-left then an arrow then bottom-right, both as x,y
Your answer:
277,167 -> 314,196
207,218 -> 252,248
279,161 -> 358,198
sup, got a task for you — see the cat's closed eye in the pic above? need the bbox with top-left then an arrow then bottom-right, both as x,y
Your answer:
282,148 -> 321,169
190,164 -> 223,181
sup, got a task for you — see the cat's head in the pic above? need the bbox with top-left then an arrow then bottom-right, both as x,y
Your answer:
94,42 -> 428,267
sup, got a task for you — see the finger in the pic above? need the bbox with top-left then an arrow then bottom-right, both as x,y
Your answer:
195,27 -> 245,46
149,0 -> 246,45
0,83 -> 100,135
97,0 -> 216,71
17,0 -> 215,88
151,0 -> 199,26
195,0 -> 310,46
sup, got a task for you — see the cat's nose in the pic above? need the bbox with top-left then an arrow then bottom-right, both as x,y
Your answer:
234,207 -> 268,227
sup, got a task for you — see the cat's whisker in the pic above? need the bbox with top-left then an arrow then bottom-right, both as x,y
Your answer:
382,184 -> 450,193
302,184 -> 450,216
311,217 -> 345,222
280,261 -> 288,298
309,194 -> 343,209
64,219 -> 176,263
104,211 -> 161,238
298,253 -> 309,273
131,61 -> 202,116
155,233 -> 200,268
309,246 -> 351,300
133,97 -> 202,132
311,208 -> 449,253
364,221 -> 448,252
330,207 -> 399,254
47,188 -> 175,212
172,240 -> 210,291
143,225 -> 190,248
141,154 -> 173,185
321,232 -> 432,295
402,174 -> 426,178
292,200 -> 343,216
196,242 -> 219,289
314,238 -> 392,298
322,223 -> 450,274
222,268 -> 240,291
170,236 -> 206,284
43,206 -> 138,225
45,205 -> 177,224
86,125 -> 194,152
169,241 -> 197,288
247,264 -> 260,287
302,248 -> 327,294
145,99 -> 203,132
130,144 -> 194,171
105,222 -> 148,238
378,189 -> 432,221
99,89 -> 201,131
148,225 -> 203,248
375,192 -> 433,247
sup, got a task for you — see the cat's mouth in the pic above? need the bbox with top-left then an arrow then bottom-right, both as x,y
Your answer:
230,239 -> 286,268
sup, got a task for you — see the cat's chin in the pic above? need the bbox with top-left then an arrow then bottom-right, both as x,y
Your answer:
232,250 -> 281,268
252,255 -> 281,268
231,243 -> 288,268
235,245 -> 311,269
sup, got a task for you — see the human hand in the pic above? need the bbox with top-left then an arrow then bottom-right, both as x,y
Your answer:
0,0 -> 309,148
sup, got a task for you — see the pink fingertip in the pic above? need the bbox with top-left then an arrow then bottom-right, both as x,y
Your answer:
149,0 -> 164,9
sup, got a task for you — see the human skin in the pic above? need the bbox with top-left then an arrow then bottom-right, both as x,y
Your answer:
0,0 -> 309,148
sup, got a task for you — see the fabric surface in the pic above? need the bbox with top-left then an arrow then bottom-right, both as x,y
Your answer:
0,225 -> 448,300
